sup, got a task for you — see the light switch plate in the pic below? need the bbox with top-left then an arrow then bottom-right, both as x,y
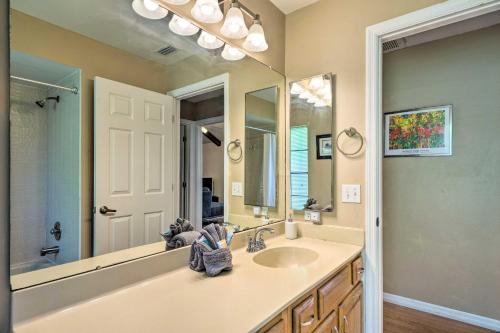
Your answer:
253,206 -> 261,217
342,184 -> 361,203
232,182 -> 243,196
310,211 -> 321,224
304,210 -> 312,221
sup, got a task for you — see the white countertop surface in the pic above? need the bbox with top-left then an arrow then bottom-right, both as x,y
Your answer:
14,236 -> 362,333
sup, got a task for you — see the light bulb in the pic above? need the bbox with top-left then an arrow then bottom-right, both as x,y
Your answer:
243,18 -> 268,52
197,31 -> 224,49
201,127 -> 208,134
143,0 -> 159,11
132,0 -> 168,19
290,83 -> 304,95
221,44 -> 245,61
164,0 -> 190,4
299,91 -> 312,100
308,76 -> 325,90
169,15 -> 200,36
220,4 -> 248,39
191,0 -> 223,24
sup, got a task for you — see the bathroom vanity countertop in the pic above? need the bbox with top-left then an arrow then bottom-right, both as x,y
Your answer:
14,236 -> 362,333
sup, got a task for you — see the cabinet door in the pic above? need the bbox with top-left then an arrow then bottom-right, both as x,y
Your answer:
313,310 -> 339,333
292,294 -> 318,333
318,265 -> 352,320
258,310 -> 288,333
338,284 -> 362,333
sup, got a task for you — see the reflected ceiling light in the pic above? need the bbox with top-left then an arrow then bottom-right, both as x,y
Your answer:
243,16 -> 268,52
191,0 -> 223,24
317,86 -> 331,97
299,91 -> 312,99
307,96 -> 319,104
308,76 -> 325,90
169,15 -> 200,36
197,31 -> 224,49
220,1 -> 248,39
221,44 -> 246,61
290,83 -> 304,95
132,0 -> 168,19
164,0 -> 190,4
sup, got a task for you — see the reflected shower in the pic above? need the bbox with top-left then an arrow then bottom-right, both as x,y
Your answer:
35,96 -> 60,108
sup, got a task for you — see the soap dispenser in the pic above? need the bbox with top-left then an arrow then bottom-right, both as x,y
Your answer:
285,211 -> 298,240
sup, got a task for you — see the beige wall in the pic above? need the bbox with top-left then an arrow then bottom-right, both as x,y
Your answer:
11,11 -> 173,258
285,0 -> 442,228
158,0 -> 285,74
383,25 -> 500,320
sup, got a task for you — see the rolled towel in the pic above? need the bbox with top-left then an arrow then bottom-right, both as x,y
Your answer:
167,230 -> 201,249
160,218 -> 195,243
190,241 -> 211,272
203,248 -> 232,277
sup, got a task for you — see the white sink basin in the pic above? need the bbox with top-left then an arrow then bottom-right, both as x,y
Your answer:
252,247 -> 319,268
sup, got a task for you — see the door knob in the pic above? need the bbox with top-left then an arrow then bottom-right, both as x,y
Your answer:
99,206 -> 117,215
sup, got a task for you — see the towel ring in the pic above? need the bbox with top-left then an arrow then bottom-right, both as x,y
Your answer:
227,139 -> 243,162
336,127 -> 364,156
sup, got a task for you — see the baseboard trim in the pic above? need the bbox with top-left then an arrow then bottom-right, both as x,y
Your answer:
384,293 -> 500,331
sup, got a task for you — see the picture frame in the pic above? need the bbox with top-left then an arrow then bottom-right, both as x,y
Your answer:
316,134 -> 332,159
384,105 -> 452,157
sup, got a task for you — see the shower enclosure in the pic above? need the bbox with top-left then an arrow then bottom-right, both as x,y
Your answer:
9,51 -> 81,275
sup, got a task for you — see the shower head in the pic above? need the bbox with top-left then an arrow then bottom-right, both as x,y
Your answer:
35,96 -> 60,108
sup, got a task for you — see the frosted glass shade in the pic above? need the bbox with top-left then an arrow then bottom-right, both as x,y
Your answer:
197,31 -> 224,49
191,0 -> 223,24
290,83 -> 304,95
220,6 -> 248,39
221,44 -> 245,61
169,15 -> 200,36
164,0 -> 190,4
243,21 -> 268,52
132,0 -> 168,19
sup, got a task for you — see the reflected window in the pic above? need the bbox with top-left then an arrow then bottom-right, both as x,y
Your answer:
290,126 -> 308,210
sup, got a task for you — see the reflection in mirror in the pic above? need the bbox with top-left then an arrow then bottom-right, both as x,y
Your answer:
9,0 -> 285,288
245,86 -> 278,209
289,74 -> 335,213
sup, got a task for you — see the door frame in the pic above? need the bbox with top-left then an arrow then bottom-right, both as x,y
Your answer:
364,0 -> 500,331
168,73 -> 230,224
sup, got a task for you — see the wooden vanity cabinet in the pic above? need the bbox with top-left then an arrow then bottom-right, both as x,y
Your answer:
258,255 -> 363,333
338,284 -> 363,333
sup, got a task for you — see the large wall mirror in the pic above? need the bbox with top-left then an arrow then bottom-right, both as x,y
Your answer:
289,74 -> 335,215
9,0 -> 285,289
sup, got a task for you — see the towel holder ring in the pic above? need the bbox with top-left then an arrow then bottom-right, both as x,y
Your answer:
336,127 -> 364,156
227,139 -> 243,162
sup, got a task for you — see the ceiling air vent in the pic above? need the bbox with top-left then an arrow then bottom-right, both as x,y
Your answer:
156,45 -> 177,56
383,38 -> 407,53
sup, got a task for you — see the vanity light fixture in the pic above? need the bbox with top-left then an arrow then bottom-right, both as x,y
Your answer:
307,96 -> 319,104
308,76 -> 325,90
220,1 -> 248,39
197,31 -> 224,49
243,15 -> 268,52
290,83 -> 304,95
132,0 -> 168,19
164,0 -> 191,4
169,15 -> 200,36
221,44 -> 246,61
191,0 -> 223,24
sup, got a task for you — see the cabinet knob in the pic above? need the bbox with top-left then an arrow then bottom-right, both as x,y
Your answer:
343,315 -> 349,333
333,326 -> 339,333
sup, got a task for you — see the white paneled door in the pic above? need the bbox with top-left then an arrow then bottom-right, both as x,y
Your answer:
94,77 -> 174,255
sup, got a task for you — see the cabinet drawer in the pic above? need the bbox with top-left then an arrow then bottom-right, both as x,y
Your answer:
352,257 -> 363,286
313,310 -> 338,333
318,265 -> 352,319
292,294 -> 318,333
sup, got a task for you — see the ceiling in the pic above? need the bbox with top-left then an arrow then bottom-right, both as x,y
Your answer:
270,0 -> 321,15
11,0 -> 216,67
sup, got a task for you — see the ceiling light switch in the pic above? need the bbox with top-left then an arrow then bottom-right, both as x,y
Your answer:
232,182 -> 243,197
342,184 -> 361,203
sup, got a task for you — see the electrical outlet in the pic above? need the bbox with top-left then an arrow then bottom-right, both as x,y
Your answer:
342,184 -> 361,203
310,211 -> 321,224
232,182 -> 243,196
304,210 -> 312,221
253,206 -> 261,217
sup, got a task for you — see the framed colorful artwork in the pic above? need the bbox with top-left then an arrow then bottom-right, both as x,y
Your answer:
384,105 -> 452,157
316,134 -> 332,159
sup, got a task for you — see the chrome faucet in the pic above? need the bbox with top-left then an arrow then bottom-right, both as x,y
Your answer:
40,245 -> 59,256
247,227 -> 275,253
